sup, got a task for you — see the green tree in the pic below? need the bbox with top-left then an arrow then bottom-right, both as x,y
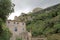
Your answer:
0,0 -> 14,40
0,0 -> 14,22
0,0 -> 14,34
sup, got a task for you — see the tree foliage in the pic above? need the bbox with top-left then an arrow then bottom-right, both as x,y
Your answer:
24,3 -> 60,36
0,0 -> 14,22
0,0 -> 14,40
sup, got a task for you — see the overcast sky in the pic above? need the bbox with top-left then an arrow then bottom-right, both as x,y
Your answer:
8,0 -> 60,20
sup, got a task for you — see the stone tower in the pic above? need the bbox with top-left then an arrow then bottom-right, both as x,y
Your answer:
6,20 -> 26,40
6,16 -> 32,40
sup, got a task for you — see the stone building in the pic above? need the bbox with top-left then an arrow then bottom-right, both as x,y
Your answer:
6,16 -> 32,40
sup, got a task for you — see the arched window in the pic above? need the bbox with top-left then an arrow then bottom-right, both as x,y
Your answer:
14,22 -> 15,24
14,27 -> 17,32
8,21 -> 10,23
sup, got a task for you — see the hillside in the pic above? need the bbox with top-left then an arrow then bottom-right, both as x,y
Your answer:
18,3 -> 60,37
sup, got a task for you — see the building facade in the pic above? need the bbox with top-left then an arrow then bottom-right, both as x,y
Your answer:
6,19 -> 32,40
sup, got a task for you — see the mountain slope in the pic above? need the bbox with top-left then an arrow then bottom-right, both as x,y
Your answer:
18,3 -> 60,37
26,3 -> 60,36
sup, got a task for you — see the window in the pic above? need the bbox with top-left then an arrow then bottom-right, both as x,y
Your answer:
22,23 -> 24,25
17,22 -> 19,24
23,28 -> 24,30
8,21 -> 10,23
14,22 -> 15,24
27,37 -> 29,40
14,27 -> 17,32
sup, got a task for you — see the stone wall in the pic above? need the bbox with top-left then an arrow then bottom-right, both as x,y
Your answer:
31,37 -> 47,40
6,20 -> 27,40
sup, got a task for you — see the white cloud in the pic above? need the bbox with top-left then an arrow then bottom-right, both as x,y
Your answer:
9,0 -> 60,20
8,8 -> 31,20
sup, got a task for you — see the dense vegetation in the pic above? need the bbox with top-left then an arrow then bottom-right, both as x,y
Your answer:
0,0 -> 14,40
19,3 -> 60,37
26,3 -> 60,36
